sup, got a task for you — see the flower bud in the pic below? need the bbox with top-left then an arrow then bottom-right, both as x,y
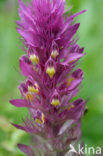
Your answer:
50,41 -> 59,59
34,110 -> 45,124
20,84 -> 34,101
50,90 -> 61,107
45,58 -> 56,79
30,54 -> 39,65
28,82 -> 39,94
19,78 -> 39,102
67,69 -> 83,90
25,92 -> 34,101
51,50 -> 59,59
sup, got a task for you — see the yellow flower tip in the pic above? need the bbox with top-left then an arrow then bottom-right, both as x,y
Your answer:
28,85 -> 39,94
51,99 -> 60,106
51,50 -> 59,59
46,67 -> 55,78
35,113 -> 45,124
25,92 -> 33,101
41,113 -> 45,123
35,83 -> 39,88
30,54 -> 39,64
67,77 -> 74,87
35,118 -> 42,124
68,105 -> 74,111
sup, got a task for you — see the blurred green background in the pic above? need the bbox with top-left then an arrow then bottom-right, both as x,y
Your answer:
0,0 -> 103,155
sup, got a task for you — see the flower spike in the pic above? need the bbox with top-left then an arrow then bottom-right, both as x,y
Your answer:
10,0 -> 87,155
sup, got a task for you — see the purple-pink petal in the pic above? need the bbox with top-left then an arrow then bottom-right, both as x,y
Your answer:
18,144 -> 34,156
10,99 -> 29,108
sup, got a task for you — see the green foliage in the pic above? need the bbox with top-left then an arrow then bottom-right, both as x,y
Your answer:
0,0 -> 103,155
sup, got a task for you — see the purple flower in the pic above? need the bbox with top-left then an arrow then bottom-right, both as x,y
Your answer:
10,0 -> 86,155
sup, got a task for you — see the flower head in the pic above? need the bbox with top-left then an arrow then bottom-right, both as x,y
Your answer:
10,0 -> 86,155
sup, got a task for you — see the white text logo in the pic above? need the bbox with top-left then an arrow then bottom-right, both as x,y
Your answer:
68,144 -> 102,155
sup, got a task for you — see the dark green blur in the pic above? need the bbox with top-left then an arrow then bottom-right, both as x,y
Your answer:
0,0 -> 103,155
